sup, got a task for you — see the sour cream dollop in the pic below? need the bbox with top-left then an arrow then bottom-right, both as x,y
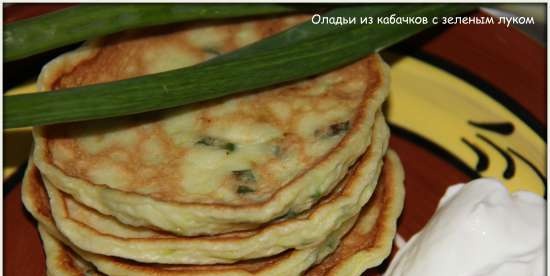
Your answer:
385,178 -> 545,276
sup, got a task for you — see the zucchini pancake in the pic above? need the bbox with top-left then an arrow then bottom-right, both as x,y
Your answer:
32,113 -> 388,264
24,14 -> 405,276
32,15 -> 390,236
27,151 -> 404,276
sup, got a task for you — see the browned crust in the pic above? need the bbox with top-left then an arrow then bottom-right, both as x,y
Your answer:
56,248 -> 91,276
42,55 -> 383,210
305,154 -> 395,276
50,15 -> 311,90
31,152 -> 399,275
26,165 -> 52,220
53,136 -> 376,243
72,153 -> 394,275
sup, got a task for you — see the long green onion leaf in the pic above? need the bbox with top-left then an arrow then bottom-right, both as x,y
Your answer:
4,4 -> 475,129
208,4 -> 399,64
4,4 -> 303,62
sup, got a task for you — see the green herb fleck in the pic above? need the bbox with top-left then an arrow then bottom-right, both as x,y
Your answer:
237,185 -> 255,194
310,190 -> 323,201
224,142 -> 236,152
325,237 -> 339,250
196,136 -> 217,146
283,210 -> 298,219
272,145 -> 283,157
196,136 -> 235,153
315,121 -> 350,138
280,209 -> 306,220
232,169 -> 256,183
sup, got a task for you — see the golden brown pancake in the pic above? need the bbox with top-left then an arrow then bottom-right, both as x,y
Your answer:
39,225 -> 105,276
27,150 -> 404,276
32,15 -> 390,236
40,113 -> 389,264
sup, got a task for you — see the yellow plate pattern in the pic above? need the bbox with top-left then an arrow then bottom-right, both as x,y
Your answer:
387,55 -> 545,195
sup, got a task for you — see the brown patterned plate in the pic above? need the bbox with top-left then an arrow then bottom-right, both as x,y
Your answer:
3,5 -> 546,276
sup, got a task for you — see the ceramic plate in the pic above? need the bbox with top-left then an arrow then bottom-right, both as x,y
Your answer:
3,6 -> 546,276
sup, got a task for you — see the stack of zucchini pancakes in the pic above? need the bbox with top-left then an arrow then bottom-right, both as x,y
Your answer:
22,15 -> 405,276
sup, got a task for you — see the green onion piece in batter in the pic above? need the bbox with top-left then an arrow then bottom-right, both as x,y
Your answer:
232,170 -> 256,183
236,185 -> 255,194
310,190 -> 323,201
280,209 -> 306,219
315,121 -> 351,138
196,137 -> 236,153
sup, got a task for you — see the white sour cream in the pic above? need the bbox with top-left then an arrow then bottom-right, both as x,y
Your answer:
385,178 -> 545,276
